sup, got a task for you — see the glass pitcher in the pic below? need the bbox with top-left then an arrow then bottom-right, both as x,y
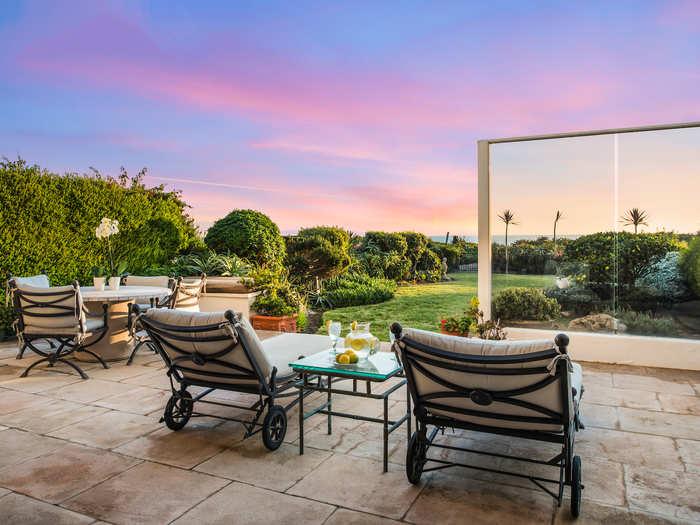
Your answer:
343,322 -> 380,359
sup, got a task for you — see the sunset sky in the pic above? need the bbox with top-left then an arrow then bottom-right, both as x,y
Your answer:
1,1 -> 699,236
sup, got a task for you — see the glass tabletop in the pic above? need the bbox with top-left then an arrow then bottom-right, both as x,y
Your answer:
290,350 -> 402,380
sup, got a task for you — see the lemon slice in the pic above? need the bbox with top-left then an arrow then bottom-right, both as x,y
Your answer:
336,354 -> 350,364
351,338 -> 365,351
326,319 -> 332,329
351,321 -> 357,331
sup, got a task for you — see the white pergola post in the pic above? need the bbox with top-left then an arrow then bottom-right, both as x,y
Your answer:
477,139 -> 492,319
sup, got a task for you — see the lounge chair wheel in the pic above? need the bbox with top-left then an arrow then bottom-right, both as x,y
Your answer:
262,405 -> 287,451
406,433 -> 427,484
570,455 -> 582,517
164,391 -> 193,431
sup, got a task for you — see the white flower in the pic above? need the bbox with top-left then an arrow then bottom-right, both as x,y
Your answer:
95,218 -> 118,239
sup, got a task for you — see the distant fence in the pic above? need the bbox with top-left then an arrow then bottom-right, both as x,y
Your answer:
458,263 -> 478,272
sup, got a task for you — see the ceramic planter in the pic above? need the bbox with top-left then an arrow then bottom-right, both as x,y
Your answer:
251,314 -> 297,333
108,277 -> 121,291
93,277 -> 106,291
440,328 -> 469,337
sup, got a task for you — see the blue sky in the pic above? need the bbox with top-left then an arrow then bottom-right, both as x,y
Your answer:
1,0 -> 698,234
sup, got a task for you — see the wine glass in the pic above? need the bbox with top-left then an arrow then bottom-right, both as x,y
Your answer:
328,321 -> 342,353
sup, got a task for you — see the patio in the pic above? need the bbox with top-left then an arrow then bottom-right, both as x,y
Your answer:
0,337 -> 698,525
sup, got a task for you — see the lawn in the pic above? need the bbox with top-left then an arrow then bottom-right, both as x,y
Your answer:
318,272 -> 556,341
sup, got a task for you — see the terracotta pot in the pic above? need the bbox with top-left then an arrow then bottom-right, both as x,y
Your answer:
440,328 -> 468,337
251,314 -> 298,333
93,277 -> 106,291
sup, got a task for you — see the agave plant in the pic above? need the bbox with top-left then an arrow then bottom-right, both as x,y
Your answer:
170,250 -> 251,277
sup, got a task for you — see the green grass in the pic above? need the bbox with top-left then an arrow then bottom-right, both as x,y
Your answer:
318,272 -> 556,341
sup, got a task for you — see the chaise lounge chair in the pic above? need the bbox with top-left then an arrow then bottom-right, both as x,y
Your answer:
133,306 -> 329,450
391,324 -> 585,517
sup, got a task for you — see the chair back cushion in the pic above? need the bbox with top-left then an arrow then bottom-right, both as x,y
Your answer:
173,279 -> 204,311
400,328 -> 568,432
12,274 -> 50,288
15,283 -> 83,334
125,275 -> 171,289
144,309 -> 273,387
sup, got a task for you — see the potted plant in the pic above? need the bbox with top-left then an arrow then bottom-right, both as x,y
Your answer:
250,285 -> 300,332
440,296 -> 506,340
91,266 -> 107,291
95,218 -> 128,290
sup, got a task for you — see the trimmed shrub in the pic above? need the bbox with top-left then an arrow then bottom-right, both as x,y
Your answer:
401,232 -> 429,277
416,248 -> 442,281
492,287 -> 561,321
204,209 -> 285,268
544,286 -> 602,315
362,232 -> 408,255
681,237 -> 700,297
0,158 -> 202,285
636,252 -> 690,302
563,232 -> 680,297
320,274 -> 396,308
286,226 -> 351,286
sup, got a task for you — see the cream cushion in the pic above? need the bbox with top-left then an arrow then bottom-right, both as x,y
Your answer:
174,279 -> 203,312
401,328 -> 578,432
261,333 -> 332,378
17,283 -> 84,332
125,275 -> 171,288
145,309 -> 273,386
13,274 -> 50,288
24,317 -> 104,335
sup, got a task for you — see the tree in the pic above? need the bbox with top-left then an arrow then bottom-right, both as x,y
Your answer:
553,210 -> 564,253
285,226 -> 351,291
498,209 -> 518,275
621,208 -> 649,234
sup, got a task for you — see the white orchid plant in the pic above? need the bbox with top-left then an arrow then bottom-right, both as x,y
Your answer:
92,218 -> 128,280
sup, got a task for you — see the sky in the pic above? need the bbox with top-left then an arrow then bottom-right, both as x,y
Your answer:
1,0 -> 699,236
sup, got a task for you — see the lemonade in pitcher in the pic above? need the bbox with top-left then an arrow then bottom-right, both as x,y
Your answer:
343,321 -> 380,360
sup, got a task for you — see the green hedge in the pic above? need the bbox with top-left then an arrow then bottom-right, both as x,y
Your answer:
0,158 -> 202,285
681,237 -> 700,297
492,287 -> 561,321
320,273 -> 396,308
563,232 -> 681,297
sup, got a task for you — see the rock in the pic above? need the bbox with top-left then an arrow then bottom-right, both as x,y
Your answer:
568,313 -> 627,332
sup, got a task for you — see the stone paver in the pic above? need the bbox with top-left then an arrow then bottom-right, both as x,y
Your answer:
63,461 -> 229,525
288,454 -> 422,520
0,492 -> 95,525
0,340 -> 697,524
172,481 -> 335,524
48,410 -> 160,449
0,443 -> 139,503
196,439 -> 332,491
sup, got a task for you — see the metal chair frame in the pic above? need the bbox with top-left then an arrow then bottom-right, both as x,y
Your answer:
10,280 -> 110,379
391,323 -> 585,517
134,306 -> 313,450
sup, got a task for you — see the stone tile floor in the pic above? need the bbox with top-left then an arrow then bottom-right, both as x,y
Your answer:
0,340 -> 698,524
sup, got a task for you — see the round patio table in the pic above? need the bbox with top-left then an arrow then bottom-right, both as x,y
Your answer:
79,285 -> 171,362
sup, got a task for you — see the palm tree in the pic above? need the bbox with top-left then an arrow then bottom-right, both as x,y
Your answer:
553,210 -> 564,252
620,208 -> 649,233
498,209 -> 518,274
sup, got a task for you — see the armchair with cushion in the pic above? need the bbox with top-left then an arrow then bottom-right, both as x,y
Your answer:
6,272 -> 52,359
10,280 -> 110,379
125,275 -> 175,365
133,306 -> 328,450
391,324 -> 585,518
